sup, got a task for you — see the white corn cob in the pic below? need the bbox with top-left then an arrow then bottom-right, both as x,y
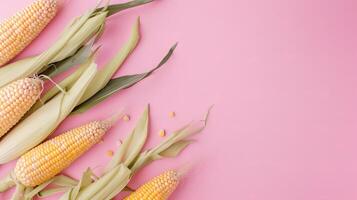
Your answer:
0,77 -> 43,138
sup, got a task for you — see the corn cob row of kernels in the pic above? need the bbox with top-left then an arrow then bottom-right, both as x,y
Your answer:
14,117 -> 116,187
0,77 -> 43,138
124,170 -> 180,200
0,0 -> 57,66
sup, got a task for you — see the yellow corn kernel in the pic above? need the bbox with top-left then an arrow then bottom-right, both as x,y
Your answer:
14,118 -> 114,187
106,150 -> 114,157
122,115 -> 130,121
0,77 -> 42,138
169,111 -> 175,118
0,0 -> 57,66
159,129 -> 166,137
124,170 -> 180,200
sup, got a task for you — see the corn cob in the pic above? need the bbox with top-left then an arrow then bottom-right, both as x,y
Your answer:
0,77 -> 43,138
0,0 -> 58,66
124,170 -> 180,200
14,116 -> 117,187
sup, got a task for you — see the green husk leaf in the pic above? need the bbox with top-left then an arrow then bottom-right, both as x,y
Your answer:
41,40 -> 95,77
104,105 -> 149,173
66,165 -> 129,200
50,12 -> 107,64
97,0 -> 154,17
38,187 -> 70,198
11,183 -> 25,200
69,168 -> 94,199
72,43 -> 177,114
78,17 -> 141,105
130,119 -> 207,173
52,175 -> 78,187
28,55 -> 95,115
25,178 -> 54,199
90,166 -> 131,200
159,140 -> 194,157
0,64 -> 97,164
0,10 -> 94,89
31,18 -> 141,115
26,173 -> 77,198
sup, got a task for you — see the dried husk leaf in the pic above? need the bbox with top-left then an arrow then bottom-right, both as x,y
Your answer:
41,41 -> 95,77
130,120 -> 207,173
90,166 -> 131,200
23,174 -> 78,199
72,43 -> 177,114
0,64 -> 98,164
38,187 -> 69,198
68,168 -> 94,199
49,12 -> 107,64
159,140 -> 194,157
66,165 -> 130,200
104,105 -> 149,173
78,17 -> 141,105
30,18 -> 141,115
28,56 -> 95,115
11,183 -> 25,200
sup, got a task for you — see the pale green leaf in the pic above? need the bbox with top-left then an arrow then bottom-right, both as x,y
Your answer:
38,187 -> 69,198
78,17 -> 141,105
70,168 -> 94,199
72,43 -> 177,114
41,41 -> 94,77
104,105 -> 149,173
159,140 -> 194,157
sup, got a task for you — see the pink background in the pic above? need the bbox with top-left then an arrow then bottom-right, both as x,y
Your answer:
1,0 -> 357,199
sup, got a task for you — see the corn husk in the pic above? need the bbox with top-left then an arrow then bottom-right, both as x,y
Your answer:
41,39 -> 95,78
72,43 -> 177,114
78,17 -> 141,104
0,10 -> 94,88
28,17 -> 141,116
0,63 -> 98,164
0,0 -> 156,89
54,106 -> 208,200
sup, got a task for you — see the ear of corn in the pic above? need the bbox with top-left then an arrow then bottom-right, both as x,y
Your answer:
14,117 -> 116,187
124,170 -> 180,200
0,0 -> 58,66
0,62 -> 97,164
0,0 -> 155,89
0,77 -> 43,138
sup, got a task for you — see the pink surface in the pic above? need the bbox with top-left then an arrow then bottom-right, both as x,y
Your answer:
1,0 -> 357,199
